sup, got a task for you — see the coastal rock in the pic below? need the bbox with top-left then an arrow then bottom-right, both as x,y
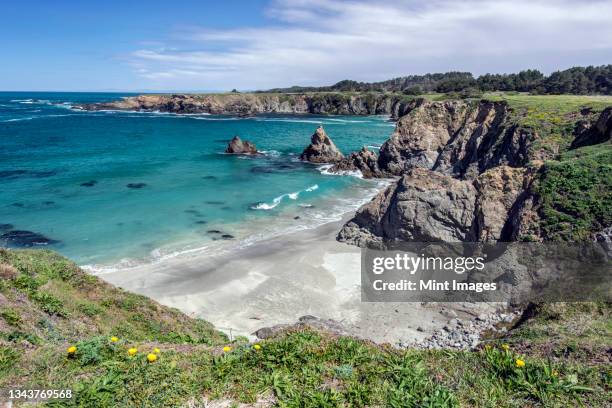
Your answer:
0,230 -> 59,248
338,169 -> 477,245
571,107 -> 612,148
300,126 -> 344,163
224,136 -> 258,154
78,93 -> 420,117
472,166 -> 528,242
329,146 -> 380,178
376,99 -> 540,179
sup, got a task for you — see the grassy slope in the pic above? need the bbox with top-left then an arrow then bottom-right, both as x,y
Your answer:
1,252 -> 610,407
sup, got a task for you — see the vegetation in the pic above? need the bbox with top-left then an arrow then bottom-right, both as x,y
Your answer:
264,65 -> 612,95
536,143 -> 611,241
0,250 -> 610,407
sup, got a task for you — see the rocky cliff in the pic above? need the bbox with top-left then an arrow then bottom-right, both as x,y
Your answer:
78,93 -> 416,118
337,99 -> 612,246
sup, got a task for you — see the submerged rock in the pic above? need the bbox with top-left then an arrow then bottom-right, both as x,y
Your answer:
0,230 -> 60,248
225,136 -> 258,154
300,126 -> 344,163
0,224 -> 14,232
126,183 -> 147,189
80,180 -> 97,187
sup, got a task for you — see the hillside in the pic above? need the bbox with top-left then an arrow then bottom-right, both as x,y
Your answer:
0,250 -> 610,407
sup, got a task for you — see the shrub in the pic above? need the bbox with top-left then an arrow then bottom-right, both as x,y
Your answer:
31,292 -> 66,317
0,307 -> 21,326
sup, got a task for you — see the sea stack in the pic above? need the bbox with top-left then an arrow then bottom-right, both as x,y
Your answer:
225,136 -> 258,154
299,126 -> 344,163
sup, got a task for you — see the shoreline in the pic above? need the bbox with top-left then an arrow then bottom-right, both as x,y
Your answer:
98,209 -> 504,346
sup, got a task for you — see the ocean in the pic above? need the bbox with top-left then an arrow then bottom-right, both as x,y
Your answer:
0,92 -> 393,270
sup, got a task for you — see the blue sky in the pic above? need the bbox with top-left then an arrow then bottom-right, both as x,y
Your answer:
1,0 -> 611,91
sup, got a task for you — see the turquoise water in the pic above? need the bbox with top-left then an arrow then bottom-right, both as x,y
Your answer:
0,92 -> 393,268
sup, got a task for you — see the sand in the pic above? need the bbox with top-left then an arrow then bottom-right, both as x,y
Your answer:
98,214 -> 498,345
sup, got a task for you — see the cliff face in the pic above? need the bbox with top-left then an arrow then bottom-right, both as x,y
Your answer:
80,93 -> 417,118
338,99 -> 612,246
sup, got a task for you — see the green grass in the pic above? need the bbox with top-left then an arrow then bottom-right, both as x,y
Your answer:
0,250 -> 610,407
535,143 -> 611,241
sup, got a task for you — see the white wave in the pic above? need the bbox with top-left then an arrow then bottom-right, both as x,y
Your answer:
2,117 -> 34,122
260,150 -> 281,157
366,144 -> 382,149
250,183 -> 319,211
317,164 -> 363,179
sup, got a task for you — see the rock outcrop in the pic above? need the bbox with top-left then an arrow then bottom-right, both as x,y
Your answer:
376,99 -> 540,179
329,146 -> 380,177
300,126 -> 344,163
571,107 -> 612,149
225,136 -> 258,154
338,164 -> 543,247
78,93 -> 418,118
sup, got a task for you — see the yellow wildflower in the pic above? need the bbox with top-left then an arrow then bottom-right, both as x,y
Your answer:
552,369 -> 559,377
515,359 -> 525,368
484,344 -> 491,350
67,346 -> 77,354
128,347 -> 138,356
501,344 -> 510,351
110,336 -> 119,343
147,353 -> 158,363
223,346 -> 232,353
253,344 -> 261,351
153,347 -> 160,354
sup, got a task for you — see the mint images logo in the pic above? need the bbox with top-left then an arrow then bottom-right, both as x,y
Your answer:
361,242 -> 611,303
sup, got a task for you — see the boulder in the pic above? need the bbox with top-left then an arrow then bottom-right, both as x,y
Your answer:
225,135 -> 258,154
299,126 -> 344,163
0,230 -> 59,248
329,146 -> 380,178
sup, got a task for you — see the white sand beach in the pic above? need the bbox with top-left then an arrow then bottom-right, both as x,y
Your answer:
98,214 -> 499,345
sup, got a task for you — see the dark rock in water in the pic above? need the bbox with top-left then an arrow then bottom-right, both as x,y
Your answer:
127,183 -> 147,189
11,203 -> 24,208
250,166 -> 275,174
80,180 -> 98,187
225,136 -> 258,154
207,230 -> 222,234
0,224 -> 13,232
294,216 -> 301,220
195,220 -> 208,224
43,201 -> 55,205
0,230 -> 59,248
205,201 -> 225,205
202,175 -> 217,180
300,126 -> 344,163
221,206 -> 231,210
185,209 -> 203,216
221,234 -> 234,239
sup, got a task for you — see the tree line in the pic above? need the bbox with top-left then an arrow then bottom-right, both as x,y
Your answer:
264,65 -> 611,95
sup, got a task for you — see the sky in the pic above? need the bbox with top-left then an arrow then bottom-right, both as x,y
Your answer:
1,0 -> 611,92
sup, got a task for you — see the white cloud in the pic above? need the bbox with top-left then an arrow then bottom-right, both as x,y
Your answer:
127,0 -> 612,90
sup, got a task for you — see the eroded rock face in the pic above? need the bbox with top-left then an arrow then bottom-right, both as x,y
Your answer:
225,136 -> 258,154
338,169 -> 477,245
300,126 -> 344,163
338,165 -> 543,247
329,146 -> 380,178
376,100 -> 540,179
571,107 -> 612,149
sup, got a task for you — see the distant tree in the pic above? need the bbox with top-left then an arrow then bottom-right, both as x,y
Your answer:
231,89 -> 239,93
402,86 -> 423,95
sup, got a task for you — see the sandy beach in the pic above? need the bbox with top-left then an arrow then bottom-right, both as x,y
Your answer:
97,211 -> 500,345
